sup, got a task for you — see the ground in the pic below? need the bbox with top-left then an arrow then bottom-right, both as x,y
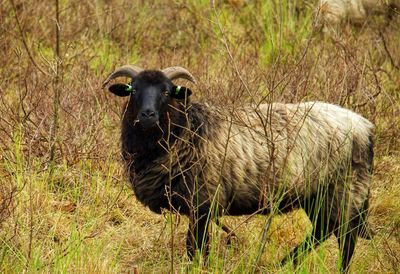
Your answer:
0,0 -> 399,273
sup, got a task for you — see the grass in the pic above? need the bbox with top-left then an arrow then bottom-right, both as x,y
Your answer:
0,0 -> 399,273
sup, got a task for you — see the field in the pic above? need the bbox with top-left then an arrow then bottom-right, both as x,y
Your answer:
1,0 -> 399,273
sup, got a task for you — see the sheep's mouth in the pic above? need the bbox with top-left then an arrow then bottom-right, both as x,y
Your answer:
138,117 -> 159,130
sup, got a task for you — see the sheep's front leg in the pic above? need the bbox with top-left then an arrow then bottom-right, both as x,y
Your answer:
186,208 -> 210,260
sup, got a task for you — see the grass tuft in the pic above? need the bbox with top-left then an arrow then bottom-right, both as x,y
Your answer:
0,0 -> 399,273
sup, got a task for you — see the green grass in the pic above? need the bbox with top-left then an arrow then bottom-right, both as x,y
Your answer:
0,0 -> 399,273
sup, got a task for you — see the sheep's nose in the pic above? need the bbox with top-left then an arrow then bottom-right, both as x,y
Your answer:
140,109 -> 156,118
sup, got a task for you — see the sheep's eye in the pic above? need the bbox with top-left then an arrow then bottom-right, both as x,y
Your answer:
163,90 -> 170,96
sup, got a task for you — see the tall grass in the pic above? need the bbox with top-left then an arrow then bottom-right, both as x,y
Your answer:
0,0 -> 399,273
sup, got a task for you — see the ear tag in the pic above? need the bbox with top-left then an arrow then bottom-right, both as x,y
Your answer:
175,85 -> 182,95
125,84 -> 134,93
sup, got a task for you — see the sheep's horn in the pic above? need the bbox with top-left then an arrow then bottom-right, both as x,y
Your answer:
102,65 -> 143,88
162,66 -> 196,83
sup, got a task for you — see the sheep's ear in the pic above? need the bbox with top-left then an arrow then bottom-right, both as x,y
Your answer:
108,83 -> 134,97
171,85 -> 192,100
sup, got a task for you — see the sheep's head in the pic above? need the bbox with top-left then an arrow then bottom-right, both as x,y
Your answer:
103,66 -> 195,130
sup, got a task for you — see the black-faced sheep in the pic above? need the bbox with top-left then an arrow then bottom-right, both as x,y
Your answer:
102,65 -> 374,273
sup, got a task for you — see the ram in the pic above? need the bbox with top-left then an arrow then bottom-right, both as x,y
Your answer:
103,65 -> 374,273
318,0 -> 399,27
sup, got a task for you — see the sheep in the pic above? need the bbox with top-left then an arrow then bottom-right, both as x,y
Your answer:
317,0 -> 399,27
102,65 -> 374,273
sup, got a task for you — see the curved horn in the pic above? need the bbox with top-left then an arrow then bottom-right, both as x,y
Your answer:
162,66 -> 196,83
102,65 -> 143,88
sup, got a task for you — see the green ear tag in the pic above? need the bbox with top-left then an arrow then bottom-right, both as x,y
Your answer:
175,86 -> 182,95
125,84 -> 134,92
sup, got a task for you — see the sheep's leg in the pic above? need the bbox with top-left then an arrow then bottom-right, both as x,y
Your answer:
186,208 -> 210,260
335,213 -> 361,273
281,196 -> 334,267
334,140 -> 373,273
336,228 -> 357,273
280,213 -> 332,266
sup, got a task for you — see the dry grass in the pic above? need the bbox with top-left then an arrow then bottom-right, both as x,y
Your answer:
0,0 -> 399,273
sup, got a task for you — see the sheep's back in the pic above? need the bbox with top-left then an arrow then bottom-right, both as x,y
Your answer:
266,102 -> 373,201
199,102 -> 373,210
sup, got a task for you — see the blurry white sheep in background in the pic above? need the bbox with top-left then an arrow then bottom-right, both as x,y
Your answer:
317,0 -> 399,27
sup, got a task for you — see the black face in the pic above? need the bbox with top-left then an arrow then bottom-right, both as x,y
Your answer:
107,70 -> 192,130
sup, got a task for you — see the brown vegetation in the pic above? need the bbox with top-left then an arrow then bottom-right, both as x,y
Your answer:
0,0 -> 399,272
